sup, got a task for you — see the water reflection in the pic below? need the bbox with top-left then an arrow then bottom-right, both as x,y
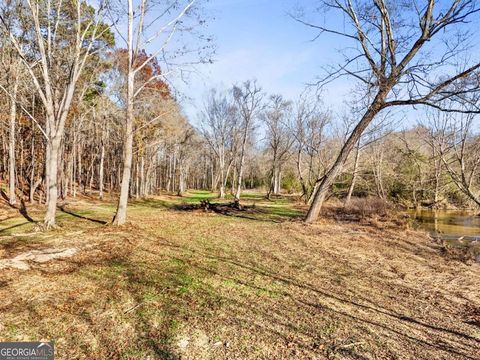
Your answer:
407,209 -> 480,262
407,209 -> 480,240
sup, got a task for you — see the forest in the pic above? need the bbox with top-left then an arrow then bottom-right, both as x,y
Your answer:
0,0 -> 479,359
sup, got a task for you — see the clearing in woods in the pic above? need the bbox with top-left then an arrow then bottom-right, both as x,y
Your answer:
0,191 -> 478,359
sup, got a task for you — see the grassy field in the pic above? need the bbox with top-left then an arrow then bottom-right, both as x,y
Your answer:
0,191 -> 479,359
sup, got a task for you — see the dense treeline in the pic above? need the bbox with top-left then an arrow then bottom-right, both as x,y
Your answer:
0,0 -> 211,227
1,0 -> 480,228
199,85 -> 480,209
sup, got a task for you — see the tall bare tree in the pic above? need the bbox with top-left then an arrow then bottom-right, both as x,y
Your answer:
111,0 -> 208,225
200,89 -> 239,198
293,95 -> 330,203
0,0 -> 111,227
262,94 -> 294,197
232,80 -> 263,201
429,109 -> 480,206
296,0 -> 480,222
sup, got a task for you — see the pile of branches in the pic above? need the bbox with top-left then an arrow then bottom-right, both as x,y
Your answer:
175,199 -> 255,215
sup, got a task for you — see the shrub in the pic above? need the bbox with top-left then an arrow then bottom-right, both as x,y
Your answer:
281,172 -> 301,194
344,196 -> 391,218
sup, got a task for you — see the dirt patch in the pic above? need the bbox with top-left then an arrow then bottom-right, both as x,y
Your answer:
0,247 -> 78,270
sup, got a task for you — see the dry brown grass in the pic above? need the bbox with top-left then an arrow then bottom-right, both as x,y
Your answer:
323,196 -> 392,219
344,197 -> 391,217
0,193 -> 479,359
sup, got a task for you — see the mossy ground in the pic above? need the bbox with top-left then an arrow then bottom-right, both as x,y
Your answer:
0,191 -> 478,359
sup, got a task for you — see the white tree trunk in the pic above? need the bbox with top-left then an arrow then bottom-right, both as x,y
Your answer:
113,72 -> 134,225
113,0 -> 135,225
99,143 -> 105,199
235,126 -> 249,200
345,141 -> 361,206
44,136 -> 61,227
8,77 -> 18,206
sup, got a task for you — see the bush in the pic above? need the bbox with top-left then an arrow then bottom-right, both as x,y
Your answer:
281,172 -> 301,194
344,196 -> 391,217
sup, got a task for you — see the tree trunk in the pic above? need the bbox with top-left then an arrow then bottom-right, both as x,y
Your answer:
345,140 -> 361,206
235,126 -> 249,200
113,0 -> 134,225
222,161 -> 233,199
306,90 -> 387,223
59,142 -> 67,200
45,134 -> 51,205
432,146 -> 442,205
113,72 -> 134,225
44,136 -> 61,227
8,77 -> 18,206
30,178 -> 42,204
166,155 -> 172,192
99,142 -> 105,199
29,129 -> 36,203
218,156 -> 225,198
134,159 -> 139,199
267,171 -> 274,199
178,162 -> 186,195
140,155 -> 145,197
273,168 -> 281,195
296,149 -> 309,203
77,142 -> 82,197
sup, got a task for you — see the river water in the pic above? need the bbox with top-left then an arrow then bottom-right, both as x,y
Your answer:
407,209 -> 480,261
407,209 -> 480,239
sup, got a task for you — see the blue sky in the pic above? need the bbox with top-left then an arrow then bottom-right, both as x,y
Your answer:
173,0 -> 351,123
169,0 -> 480,127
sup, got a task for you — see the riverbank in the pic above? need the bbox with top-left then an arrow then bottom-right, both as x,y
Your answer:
0,192 -> 479,359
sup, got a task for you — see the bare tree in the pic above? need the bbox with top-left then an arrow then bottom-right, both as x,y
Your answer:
111,0 -> 208,225
0,0 -> 110,227
200,89 -> 238,198
3,53 -> 20,206
295,0 -> 480,223
232,80 -> 263,201
292,95 -> 330,203
429,110 -> 480,206
262,94 -> 294,197
419,120 -> 445,205
345,138 -> 361,205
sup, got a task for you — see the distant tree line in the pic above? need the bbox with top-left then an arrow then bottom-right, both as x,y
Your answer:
0,0 -> 480,228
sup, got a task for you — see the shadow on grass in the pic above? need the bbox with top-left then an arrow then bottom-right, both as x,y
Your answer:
0,235 -> 40,255
0,221 -> 30,234
5,218 -> 476,359
6,239 -> 183,358
0,215 -> 21,224
179,190 -> 276,204
4,192 -> 468,357
124,191 -> 305,223
19,199 -> 36,223
72,253 -> 219,358
0,192 -> 36,224
171,199 -> 304,223
120,256 -> 215,359
130,198 -> 175,209
59,205 -> 108,225
151,239 -> 479,359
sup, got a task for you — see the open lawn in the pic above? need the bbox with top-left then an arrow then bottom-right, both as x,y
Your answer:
0,191 -> 479,359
